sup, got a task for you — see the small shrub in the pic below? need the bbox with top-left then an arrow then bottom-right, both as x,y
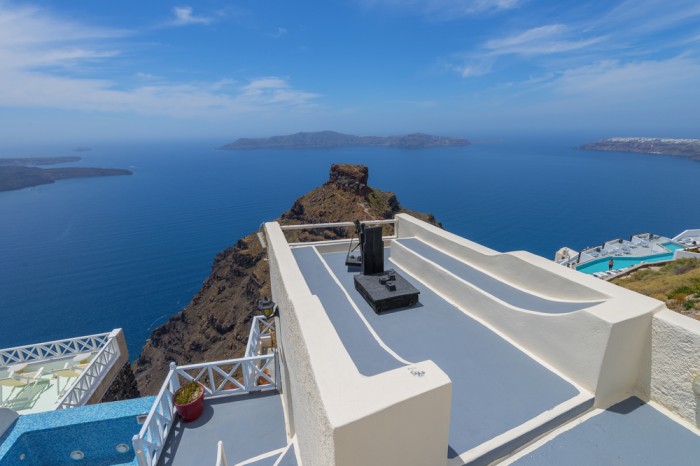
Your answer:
175,381 -> 202,405
665,259 -> 700,275
668,286 -> 693,299
683,300 -> 696,310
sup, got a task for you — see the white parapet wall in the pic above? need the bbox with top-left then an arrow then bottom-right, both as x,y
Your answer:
393,214 -> 663,408
265,221 -> 452,466
676,250 -> 700,260
650,310 -> 700,427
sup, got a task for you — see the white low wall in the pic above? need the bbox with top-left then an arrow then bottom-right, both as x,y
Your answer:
675,250 -> 700,260
395,214 -> 607,302
673,229 -> 700,241
393,214 -> 663,408
265,222 -> 452,466
650,310 -> 700,426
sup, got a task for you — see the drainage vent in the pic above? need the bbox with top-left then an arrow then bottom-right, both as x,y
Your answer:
116,444 -> 130,453
70,450 -> 85,461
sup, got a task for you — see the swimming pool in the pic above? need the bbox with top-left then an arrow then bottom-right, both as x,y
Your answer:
662,242 -> 685,252
0,397 -> 154,466
576,253 -> 674,274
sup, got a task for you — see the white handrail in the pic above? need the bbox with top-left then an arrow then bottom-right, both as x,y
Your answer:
55,331 -> 121,409
133,353 -> 278,466
0,332 -> 112,368
245,316 -> 275,358
216,440 -> 229,466
279,219 -> 395,231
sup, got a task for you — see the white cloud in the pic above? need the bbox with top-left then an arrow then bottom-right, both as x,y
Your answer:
484,25 -> 605,56
450,59 -> 493,77
547,56 -> 700,98
0,4 -> 319,118
362,0 -> 523,19
271,27 -> 287,39
170,6 -> 212,26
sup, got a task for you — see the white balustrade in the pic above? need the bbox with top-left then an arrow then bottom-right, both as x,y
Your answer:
55,331 -> 121,409
245,316 -> 275,358
279,219 -> 398,246
133,353 -> 278,466
0,332 -> 111,368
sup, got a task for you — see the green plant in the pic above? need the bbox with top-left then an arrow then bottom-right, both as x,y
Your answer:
175,381 -> 202,405
668,286 -> 694,299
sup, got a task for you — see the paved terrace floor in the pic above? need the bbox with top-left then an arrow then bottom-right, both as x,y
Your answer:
395,238 -> 601,313
511,397 -> 700,465
158,391 -> 295,466
291,245 -> 590,460
0,353 -> 98,414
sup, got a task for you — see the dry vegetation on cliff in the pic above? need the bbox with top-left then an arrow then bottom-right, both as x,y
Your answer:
612,259 -> 700,320
133,164 -> 440,395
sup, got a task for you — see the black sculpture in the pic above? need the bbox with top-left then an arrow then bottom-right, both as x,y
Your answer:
353,223 -> 419,313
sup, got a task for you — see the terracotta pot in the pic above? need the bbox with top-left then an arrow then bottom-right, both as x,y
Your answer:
174,383 -> 204,422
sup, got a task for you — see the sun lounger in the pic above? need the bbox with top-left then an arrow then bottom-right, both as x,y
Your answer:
0,368 -> 46,407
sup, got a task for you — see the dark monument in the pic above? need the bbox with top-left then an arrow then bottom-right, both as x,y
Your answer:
353,223 -> 420,313
345,220 -> 363,267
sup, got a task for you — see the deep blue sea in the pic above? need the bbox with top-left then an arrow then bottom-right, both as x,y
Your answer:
2,139 -> 700,358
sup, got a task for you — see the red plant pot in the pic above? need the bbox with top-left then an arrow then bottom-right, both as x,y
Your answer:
174,384 -> 204,422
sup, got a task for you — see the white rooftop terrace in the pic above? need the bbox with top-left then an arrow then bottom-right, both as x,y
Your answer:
0,329 -> 128,414
263,214 -> 700,465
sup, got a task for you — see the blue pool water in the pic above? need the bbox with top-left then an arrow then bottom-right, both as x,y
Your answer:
2,139 -> 700,357
577,253 -> 675,274
0,397 -> 154,466
662,242 -> 685,252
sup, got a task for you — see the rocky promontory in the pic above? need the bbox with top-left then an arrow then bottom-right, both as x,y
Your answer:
133,164 -> 441,395
581,137 -> 700,161
0,157 -> 132,192
220,130 -> 470,150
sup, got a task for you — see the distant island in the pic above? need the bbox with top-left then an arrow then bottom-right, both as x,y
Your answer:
220,131 -> 470,150
0,157 -> 132,192
581,137 -> 700,161
0,156 -> 81,166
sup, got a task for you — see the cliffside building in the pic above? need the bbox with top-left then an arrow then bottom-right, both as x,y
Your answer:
2,216 -> 700,465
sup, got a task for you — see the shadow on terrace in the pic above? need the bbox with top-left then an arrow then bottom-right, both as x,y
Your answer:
132,317 -> 296,466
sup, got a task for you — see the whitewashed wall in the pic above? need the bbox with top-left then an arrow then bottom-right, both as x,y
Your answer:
650,310 -> 700,426
265,222 -> 452,466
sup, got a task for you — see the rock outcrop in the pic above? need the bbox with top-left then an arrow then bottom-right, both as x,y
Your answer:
133,164 -> 441,395
100,362 -> 141,402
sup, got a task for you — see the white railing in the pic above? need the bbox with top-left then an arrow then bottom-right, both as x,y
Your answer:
0,332 -> 111,368
133,354 -> 278,466
280,219 -> 397,246
245,316 -> 275,358
216,440 -> 229,466
55,330 -> 121,409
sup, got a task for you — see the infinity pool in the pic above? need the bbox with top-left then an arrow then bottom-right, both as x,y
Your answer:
0,397 -> 154,466
662,242 -> 685,252
577,253 -> 674,274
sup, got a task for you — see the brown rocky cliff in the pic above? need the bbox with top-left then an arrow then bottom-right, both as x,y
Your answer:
133,164 -> 441,395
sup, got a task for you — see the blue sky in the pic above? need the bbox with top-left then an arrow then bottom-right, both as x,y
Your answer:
1,0 -> 699,143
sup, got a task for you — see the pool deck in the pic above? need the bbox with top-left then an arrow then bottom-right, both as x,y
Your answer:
291,244 -> 594,462
158,391 -> 294,466
0,353 -> 99,415
508,397 -> 700,465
